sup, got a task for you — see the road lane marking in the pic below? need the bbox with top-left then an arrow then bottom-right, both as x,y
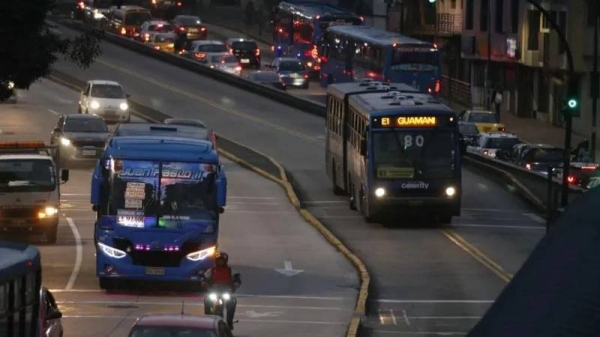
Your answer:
441,229 -> 513,283
522,212 -> 545,223
65,217 -> 83,290
450,224 -> 544,230
401,309 -> 410,326
61,315 -> 346,324
49,289 -> 348,300
369,330 -> 467,335
96,59 -> 322,144
48,109 -> 60,115
55,300 -> 347,310
375,299 -> 494,304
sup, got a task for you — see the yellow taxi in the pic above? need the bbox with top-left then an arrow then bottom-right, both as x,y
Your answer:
150,33 -> 175,53
458,109 -> 506,133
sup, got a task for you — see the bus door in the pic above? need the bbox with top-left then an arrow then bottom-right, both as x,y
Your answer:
388,44 -> 441,94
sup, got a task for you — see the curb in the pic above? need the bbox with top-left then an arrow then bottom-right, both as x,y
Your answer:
45,73 -> 369,337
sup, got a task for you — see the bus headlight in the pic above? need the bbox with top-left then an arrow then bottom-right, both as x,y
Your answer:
222,292 -> 231,300
374,187 -> 386,198
90,100 -> 100,109
186,246 -> 216,261
208,293 -> 218,301
60,137 -> 71,146
445,187 -> 456,197
98,242 -> 127,259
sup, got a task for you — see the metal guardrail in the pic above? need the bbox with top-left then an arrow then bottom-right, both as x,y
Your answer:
55,17 -> 577,216
441,75 -> 472,108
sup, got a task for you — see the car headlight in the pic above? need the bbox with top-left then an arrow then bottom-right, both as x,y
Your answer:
186,246 -> 216,261
374,187 -> 386,198
119,102 -> 128,111
90,100 -> 100,109
222,293 -> 231,300
60,137 -> 71,146
98,242 -> 127,259
7,81 -> 14,89
38,206 -> 59,218
445,187 -> 456,197
208,293 -> 218,301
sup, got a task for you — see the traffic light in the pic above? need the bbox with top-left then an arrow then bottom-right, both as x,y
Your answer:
563,78 -> 580,117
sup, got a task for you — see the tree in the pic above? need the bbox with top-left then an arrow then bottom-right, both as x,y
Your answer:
0,0 -> 102,101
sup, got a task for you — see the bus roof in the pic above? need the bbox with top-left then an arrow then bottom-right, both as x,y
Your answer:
278,1 -> 359,19
104,137 -> 218,163
327,81 -> 420,100
0,241 -> 41,282
349,91 -> 454,117
327,25 -> 434,47
111,123 -> 210,140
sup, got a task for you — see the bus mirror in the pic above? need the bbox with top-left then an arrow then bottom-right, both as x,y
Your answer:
216,175 -> 227,207
47,309 -> 62,320
360,139 -> 367,156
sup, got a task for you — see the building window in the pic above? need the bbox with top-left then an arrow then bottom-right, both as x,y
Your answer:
480,0 -> 489,31
527,10 -> 540,51
466,0 -> 474,30
495,0 -> 504,32
511,0 -> 519,33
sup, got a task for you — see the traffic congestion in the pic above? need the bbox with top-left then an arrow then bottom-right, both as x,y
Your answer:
2,0 -> 597,337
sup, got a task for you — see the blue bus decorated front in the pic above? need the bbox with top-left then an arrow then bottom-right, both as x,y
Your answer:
90,136 -> 226,290
318,25 -> 441,95
272,1 -> 363,75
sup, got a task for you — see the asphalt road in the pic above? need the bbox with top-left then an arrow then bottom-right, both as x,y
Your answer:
0,79 -> 357,337
49,23 -> 548,336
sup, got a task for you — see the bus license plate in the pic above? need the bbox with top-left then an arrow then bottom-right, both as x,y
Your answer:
241,59 -> 250,63
145,267 -> 165,276
409,200 -> 423,206
82,150 -> 96,156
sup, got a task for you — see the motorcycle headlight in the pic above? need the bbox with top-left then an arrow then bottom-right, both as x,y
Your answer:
90,100 -> 100,109
60,137 -> 71,146
222,293 -> 231,300
98,242 -> 127,259
208,293 -> 218,301
119,102 -> 128,111
186,246 -> 216,261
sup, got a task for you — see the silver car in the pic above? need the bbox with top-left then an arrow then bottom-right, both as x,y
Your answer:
202,54 -> 241,76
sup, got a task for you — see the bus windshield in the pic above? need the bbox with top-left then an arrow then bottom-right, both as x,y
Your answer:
107,160 -> 218,225
372,130 -> 455,179
0,159 -> 56,192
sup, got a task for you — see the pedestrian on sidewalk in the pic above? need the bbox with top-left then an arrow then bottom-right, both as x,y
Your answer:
244,0 -> 255,30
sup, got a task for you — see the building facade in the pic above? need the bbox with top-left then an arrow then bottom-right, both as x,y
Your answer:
461,0 -> 598,139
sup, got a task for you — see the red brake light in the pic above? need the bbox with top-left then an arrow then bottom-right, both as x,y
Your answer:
567,175 -> 575,183
526,163 -> 531,170
120,27 -> 126,35
434,79 -> 441,93
25,261 -> 33,267
154,45 -> 160,50
255,48 -> 260,56
176,1 -> 181,6
210,132 -> 217,149
483,150 -> 489,155
78,1 -> 84,9
582,166 -> 597,170
229,48 -> 233,54
304,74 -> 309,79
201,27 -> 206,31
194,52 -> 205,58
498,127 -> 506,132
157,24 -> 163,28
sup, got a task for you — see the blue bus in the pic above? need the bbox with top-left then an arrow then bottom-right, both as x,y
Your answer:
318,25 -> 442,95
272,1 -> 363,76
0,241 -> 42,337
91,128 -> 227,290
325,82 -> 461,223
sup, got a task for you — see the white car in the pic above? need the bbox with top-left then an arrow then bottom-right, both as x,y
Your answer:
79,80 -> 130,123
185,40 -> 228,61
202,54 -> 242,76
136,20 -> 174,42
466,132 -> 521,158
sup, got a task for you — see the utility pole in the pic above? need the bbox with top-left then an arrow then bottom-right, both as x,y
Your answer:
525,0 -> 575,207
592,2 -> 598,162
485,0 -> 492,110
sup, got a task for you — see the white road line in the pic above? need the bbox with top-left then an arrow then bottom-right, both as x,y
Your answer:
61,315 -> 345,324
369,330 -> 467,335
48,109 -> 59,115
390,309 -> 398,325
401,309 -> 410,326
54,300 -> 346,310
451,224 -> 544,230
65,217 -> 82,290
522,212 -> 546,223
48,290 -> 348,301
375,299 -> 494,304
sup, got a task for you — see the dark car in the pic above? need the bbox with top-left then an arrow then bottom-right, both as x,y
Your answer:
458,123 -> 479,153
111,122 -> 216,149
245,71 -> 286,90
510,144 -> 564,175
171,15 -> 207,40
557,162 -> 600,189
128,314 -> 232,337
225,38 -> 260,69
267,57 -> 309,89
50,114 -> 109,166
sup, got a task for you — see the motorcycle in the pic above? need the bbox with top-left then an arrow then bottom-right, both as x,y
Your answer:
203,274 -> 241,328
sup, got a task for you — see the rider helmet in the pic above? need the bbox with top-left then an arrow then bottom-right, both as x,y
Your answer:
215,252 -> 229,265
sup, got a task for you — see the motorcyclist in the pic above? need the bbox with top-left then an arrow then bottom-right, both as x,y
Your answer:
202,252 -> 241,329
572,139 -> 591,162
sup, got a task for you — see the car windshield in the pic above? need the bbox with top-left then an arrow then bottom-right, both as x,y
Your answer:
64,118 -> 108,132
372,130 -> 456,179
231,41 -> 257,50
108,160 -> 218,223
251,72 -> 280,81
149,24 -> 173,32
126,12 -> 152,26
91,84 -> 125,99
459,124 -> 479,136
177,17 -> 201,25
0,159 -> 56,192
211,55 -> 237,63
533,148 -> 564,162
483,137 -> 520,150
196,44 -> 227,53
154,35 -> 174,43
279,61 -> 304,72
469,112 -> 498,123
130,327 -> 217,337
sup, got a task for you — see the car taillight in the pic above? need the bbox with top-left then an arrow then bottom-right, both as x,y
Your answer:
567,175 -> 575,183
304,74 -> 309,79
154,45 -> 160,50
194,52 -> 205,58
435,79 -> 441,93
483,150 -> 488,155
526,163 -> 531,170
498,127 -> 506,132
235,66 -> 242,71
178,26 -> 186,32
78,1 -> 84,9
255,48 -> 260,56
210,132 -> 217,149
120,27 -> 126,35
229,48 -> 234,54
176,1 -> 181,6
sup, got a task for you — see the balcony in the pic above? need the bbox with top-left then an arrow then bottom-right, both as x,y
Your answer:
403,13 -> 463,36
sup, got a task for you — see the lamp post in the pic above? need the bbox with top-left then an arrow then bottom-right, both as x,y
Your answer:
591,2 -> 598,162
485,0 -> 492,110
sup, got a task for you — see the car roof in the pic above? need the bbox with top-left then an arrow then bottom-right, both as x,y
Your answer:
174,15 -> 200,19
192,40 -> 223,45
64,114 -> 105,121
134,314 -> 220,329
467,110 -> 494,114
88,80 -> 121,86
480,132 -> 518,138
227,37 -> 256,43
146,20 -> 171,25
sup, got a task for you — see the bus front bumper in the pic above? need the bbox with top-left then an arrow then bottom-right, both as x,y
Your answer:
371,197 -> 461,216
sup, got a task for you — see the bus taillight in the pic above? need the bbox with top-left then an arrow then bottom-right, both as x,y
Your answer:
434,80 -> 441,93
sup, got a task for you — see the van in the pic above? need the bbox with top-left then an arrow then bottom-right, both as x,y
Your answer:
104,5 -> 152,38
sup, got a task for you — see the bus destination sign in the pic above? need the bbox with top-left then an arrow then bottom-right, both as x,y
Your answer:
376,116 -> 437,128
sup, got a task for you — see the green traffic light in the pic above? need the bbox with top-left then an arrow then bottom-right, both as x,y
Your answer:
568,99 -> 577,108
429,0 -> 436,2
